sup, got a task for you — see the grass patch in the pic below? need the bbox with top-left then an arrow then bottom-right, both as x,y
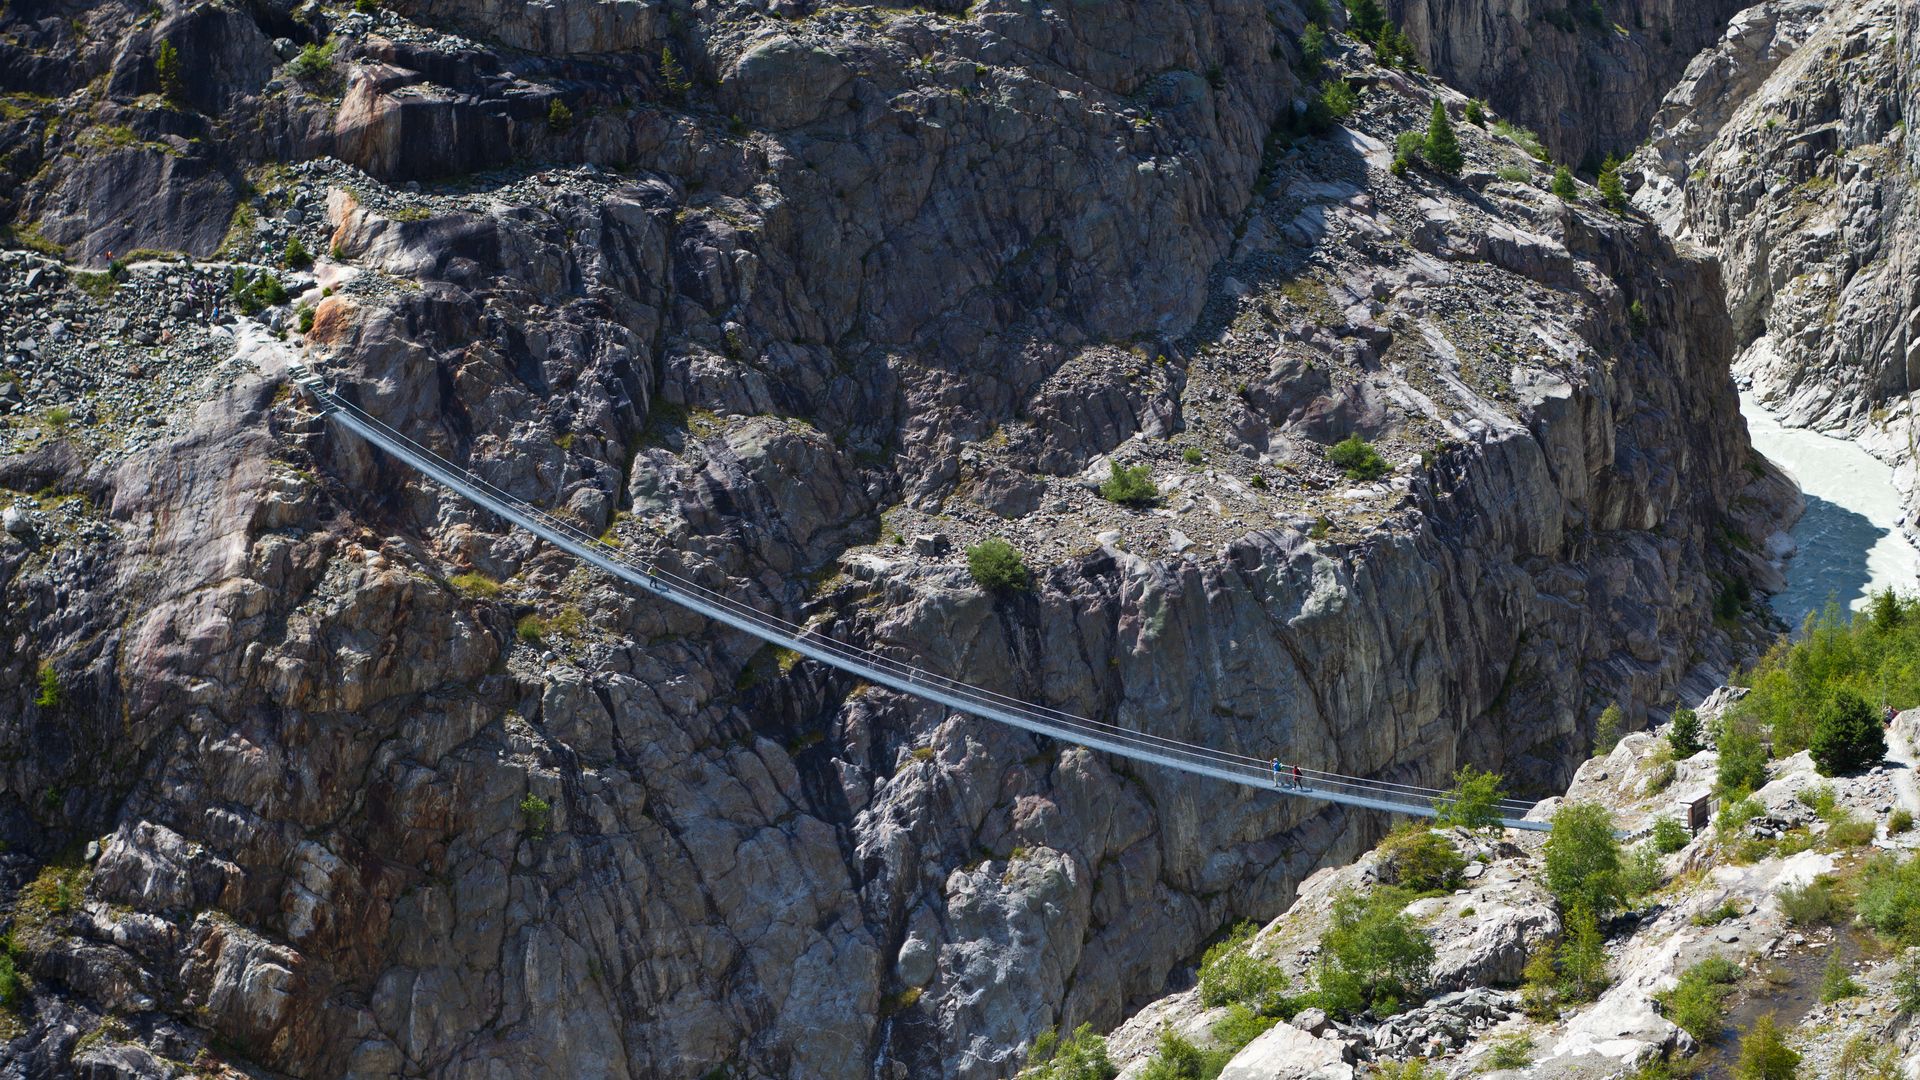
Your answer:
449,572 -> 502,599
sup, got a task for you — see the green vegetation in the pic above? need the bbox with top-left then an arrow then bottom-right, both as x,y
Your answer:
1490,119 -> 1549,160
1810,687 -> 1885,776
1197,921 -> 1285,1009
1434,763 -> 1506,830
966,538 -> 1031,593
1819,952 -> 1861,1002
1099,461 -> 1159,507
1597,154 -> 1627,213
1463,99 -> 1485,126
32,662 -> 59,709
1311,887 -> 1433,1018
155,40 -> 184,104
1328,435 -> 1388,481
547,98 -> 574,131
354,0 -> 378,11
1667,707 -> 1703,757
1138,1029 -> 1227,1080
1731,1013 -> 1799,1080
284,234 -> 312,269
449,571 -> 502,599
1716,714 -> 1770,796
1345,0 -> 1386,39
1622,842 -> 1664,899
1022,1024 -> 1116,1080
0,952 -> 21,1008
515,614 -> 549,642
1423,99 -> 1462,175
1376,826 -> 1464,892
1557,904 -> 1609,1000
661,45 -> 693,98
296,304 -> 316,334
1369,1063 -> 1443,1080
1486,1033 -> 1532,1070
46,405 -> 73,429
1730,594 -> 1920,760
1299,24 -> 1327,76
1496,165 -> 1532,182
1656,955 -> 1742,1043
1895,809 -> 1914,833
1545,802 -> 1622,914
230,267 -> 288,314
1593,703 -> 1623,755
1551,165 -> 1577,200
1857,853 -> 1920,940
519,792 -> 552,838
1895,949 -> 1920,1014
1651,816 -> 1691,854
1181,446 -> 1203,465
287,38 -> 338,84
1391,131 -> 1423,177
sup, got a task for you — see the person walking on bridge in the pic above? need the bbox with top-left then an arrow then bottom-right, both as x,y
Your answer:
1292,764 -> 1304,790
1271,758 -> 1282,788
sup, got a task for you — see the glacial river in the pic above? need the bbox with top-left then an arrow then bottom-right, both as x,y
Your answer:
1740,392 -> 1920,627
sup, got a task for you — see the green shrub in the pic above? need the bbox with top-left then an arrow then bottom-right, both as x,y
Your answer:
1299,24 -> 1327,75
1463,99 -> 1485,126
1593,702 -> 1623,754
1732,1013 -> 1799,1080
354,0 -> 377,11
547,98 -> 574,131
1651,816 -> 1690,854
1138,1028 -> 1228,1080
155,40 -> 184,103
519,792 -> 552,837
1717,716 -> 1769,796
1894,809 -> 1914,834
1894,950 -> 1920,1014
284,234 -> 312,269
1717,796 -> 1763,837
1099,461 -> 1158,507
1344,0 -> 1386,39
1022,1023 -> 1117,1080
1819,953 -> 1862,1003
1197,921 -> 1285,1008
1311,887 -> 1433,1018
1434,763 -> 1506,830
1487,1033 -> 1532,1069
1391,130 -> 1423,176
1181,447 -> 1203,465
1328,435 -> 1387,481
1597,154 -> 1627,213
1693,899 -> 1742,926
1667,707 -> 1703,757
449,571 -> 502,599
287,38 -> 338,83
1656,955 -> 1741,1043
1369,1062 -> 1443,1080
0,952 -> 20,1008
661,45 -> 693,98
1558,904 -> 1608,1000
1545,802 -> 1623,915
296,304 -> 316,334
1520,947 -> 1559,1019
1377,826 -> 1465,893
1551,164 -> 1577,200
33,662 -> 60,709
1210,1003 -> 1276,1055
966,538 -> 1031,593
515,614 -> 549,642
1422,99 -> 1462,175
1777,875 -> 1847,927
1496,165 -> 1532,182
1857,854 -> 1920,939
1622,842 -> 1663,899
230,267 -> 288,314
1491,119 -> 1548,160
1810,687 -> 1885,776
1824,809 -> 1876,849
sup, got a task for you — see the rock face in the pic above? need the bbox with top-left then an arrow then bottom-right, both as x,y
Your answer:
0,0 -> 1790,1078
1629,0 -> 1920,520
1384,0 -> 1752,165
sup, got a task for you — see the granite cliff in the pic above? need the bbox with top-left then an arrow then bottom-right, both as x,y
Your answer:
0,0 -> 1790,1076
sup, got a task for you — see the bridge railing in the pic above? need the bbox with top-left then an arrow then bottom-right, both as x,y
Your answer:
290,364 -> 1547,831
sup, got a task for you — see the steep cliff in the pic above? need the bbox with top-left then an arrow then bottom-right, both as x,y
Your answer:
1382,0 -> 1750,167
0,0 -> 1785,1076
1629,0 -> 1920,524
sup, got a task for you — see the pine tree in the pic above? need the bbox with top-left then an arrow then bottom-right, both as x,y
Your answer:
155,40 -> 184,104
1551,165 -> 1577,200
1346,0 -> 1386,40
1424,99 -> 1463,175
1598,154 -> 1627,212
661,45 -> 692,99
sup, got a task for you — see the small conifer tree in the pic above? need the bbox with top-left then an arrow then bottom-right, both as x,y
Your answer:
1424,99 -> 1463,175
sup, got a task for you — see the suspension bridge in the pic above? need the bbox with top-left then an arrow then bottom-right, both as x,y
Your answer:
288,363 -> 1547,831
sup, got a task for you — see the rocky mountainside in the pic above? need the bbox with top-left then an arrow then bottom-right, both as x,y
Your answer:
1086,697 -> 1920,1079
0,0 -> 1796,1078
1382,0 -> 1752,167
1628,0 -> 1920,526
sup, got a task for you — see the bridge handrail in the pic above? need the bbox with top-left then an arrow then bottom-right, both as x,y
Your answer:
291,367 -> 1547,831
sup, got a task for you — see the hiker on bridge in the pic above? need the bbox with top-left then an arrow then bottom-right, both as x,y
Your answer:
1271,758 -> 1282,788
